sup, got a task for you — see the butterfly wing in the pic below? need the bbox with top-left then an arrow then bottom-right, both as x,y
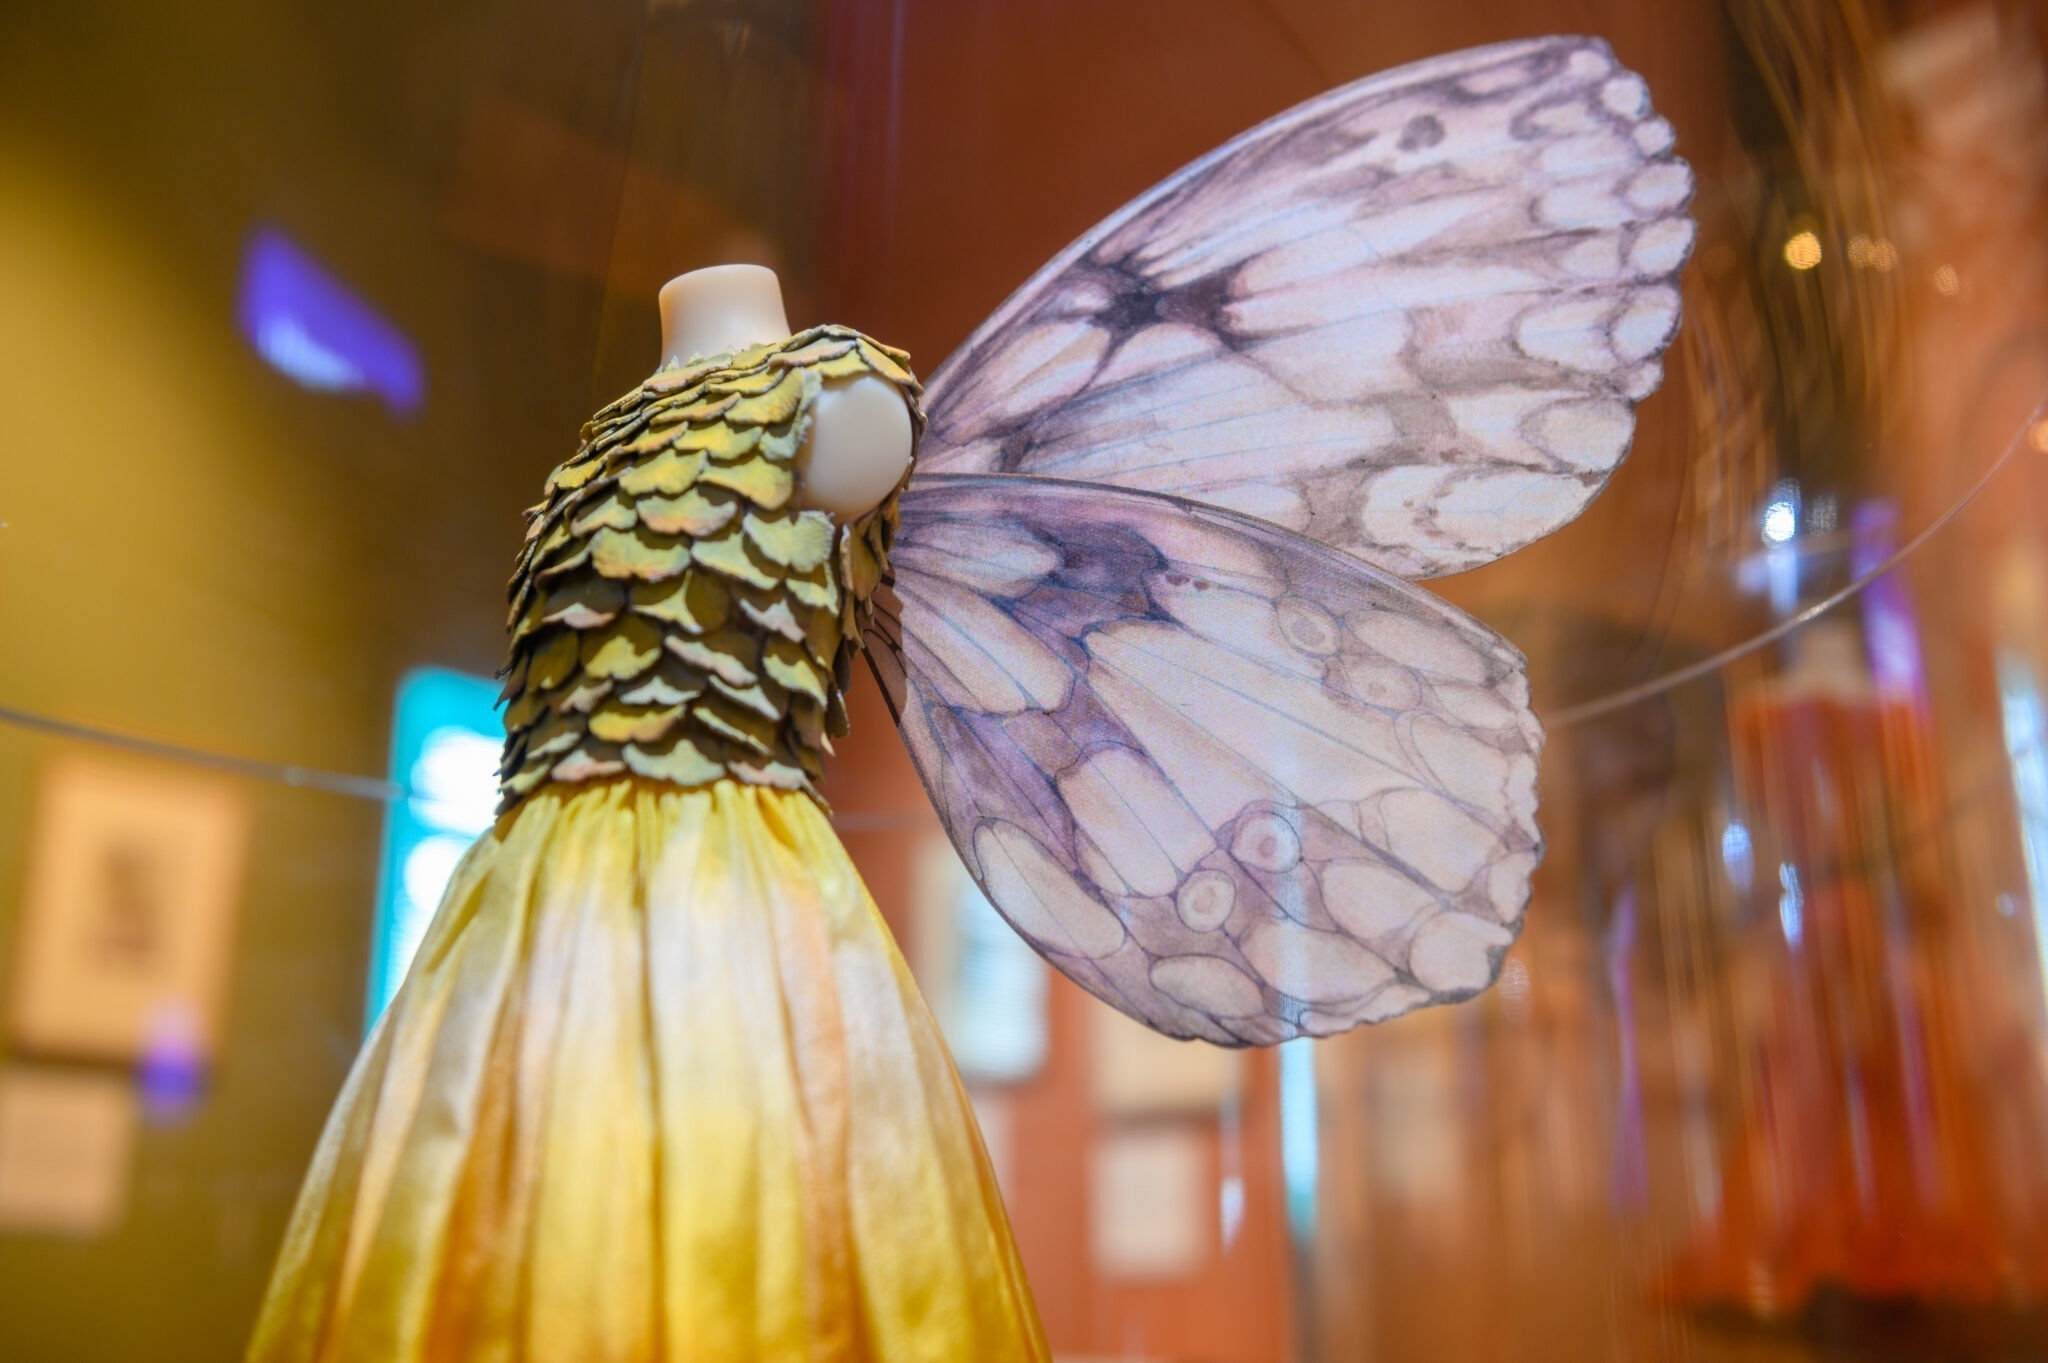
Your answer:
870,474 -> 1543,1044
916,35 -> 1694,579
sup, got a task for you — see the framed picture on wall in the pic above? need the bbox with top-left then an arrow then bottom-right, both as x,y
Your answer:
7,750 -> 251,1064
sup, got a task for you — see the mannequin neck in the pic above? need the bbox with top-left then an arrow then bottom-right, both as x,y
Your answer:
658,264 -> 792,366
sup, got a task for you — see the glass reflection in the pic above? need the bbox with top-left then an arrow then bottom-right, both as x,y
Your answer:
237,229 -> 424,416
2,1 -> 2048,1360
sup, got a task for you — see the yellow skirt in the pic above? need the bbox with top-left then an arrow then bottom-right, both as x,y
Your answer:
250,778 -> 1047,1363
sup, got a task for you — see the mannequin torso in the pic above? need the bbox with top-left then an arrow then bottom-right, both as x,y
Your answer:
659,264 -> 913,519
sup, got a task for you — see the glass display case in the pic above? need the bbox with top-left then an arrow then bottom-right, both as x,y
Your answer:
3,2 -> 2047,1360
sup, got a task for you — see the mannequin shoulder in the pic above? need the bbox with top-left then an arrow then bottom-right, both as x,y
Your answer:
797,372 -> 914,519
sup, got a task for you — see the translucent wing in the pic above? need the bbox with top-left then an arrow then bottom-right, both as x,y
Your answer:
870,474 -> 1543,1045
917,35 -> 1694,579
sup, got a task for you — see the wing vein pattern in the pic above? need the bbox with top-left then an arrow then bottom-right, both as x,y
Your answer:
917,35 -> 1694,579
874,474 -> 1544,1044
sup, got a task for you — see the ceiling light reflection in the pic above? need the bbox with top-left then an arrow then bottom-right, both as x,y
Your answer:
237,228 -> 424,416
1846,235 -> 1898,270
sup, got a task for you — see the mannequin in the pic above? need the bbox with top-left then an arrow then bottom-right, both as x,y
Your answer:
659,263 -> 914,520
249,264 -> 1049,1363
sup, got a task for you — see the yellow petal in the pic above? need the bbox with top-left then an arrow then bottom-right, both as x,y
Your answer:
544,457 -> 605,494
570,497 -> 638,537
587,703 -> 687,745
591,526 -> 691,582
842,527 -> 884,600
691,696 -> 777,755
553,674 -> 614,715
787,565 -> 837,612
534,540 -> 593,581
698,457 -> 794,511
630,571 -> 731,635
724,370 -> 807,427
763,637 -> 829,705
708,671 -> 784,722
616,657 -> 707,707
672,423 -> 763,464
857,338 -> 917,387
737,593 -> 805,643
789,697 -> 830,763
810,349 -> 873,382
619,732 -> 722,785
534,519 -> 576,559
638,487 -> 737,538
547,747 -> 626,782
729,337 -> 780,370
617,449 -> 707,499
541,577 -> 625,630
729,757 -> 809,790
755,422 -> 804,465
644,359 -> 721,394
528,630 -> 580,690
509,590 -> 547,644
804,604 -> 842,668
691,523 -> 779,590
502,755 -> 550,796
665,628 -> 758,688
744,510 -> 835,572
525,710 -> 584,760
771,335 -> 857,369
580,615 -> 664,681
503,686 -> 548,732
709,367 -> 789,397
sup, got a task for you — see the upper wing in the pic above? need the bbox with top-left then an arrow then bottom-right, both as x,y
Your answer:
917,36 -> 1694,579
871,473 -> 1543,1045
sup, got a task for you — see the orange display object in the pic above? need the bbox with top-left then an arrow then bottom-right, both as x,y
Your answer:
1661,628 -> 2048,1324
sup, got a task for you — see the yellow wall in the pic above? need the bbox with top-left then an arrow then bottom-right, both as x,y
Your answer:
0,139 -> 387,1361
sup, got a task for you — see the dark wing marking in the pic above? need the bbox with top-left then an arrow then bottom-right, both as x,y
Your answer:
916,35 -> 1694,579
870,473 -> 1544,1044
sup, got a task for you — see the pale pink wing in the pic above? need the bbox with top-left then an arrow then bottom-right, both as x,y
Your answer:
916,35 -> 1693,580
870,474 -> 1542,1045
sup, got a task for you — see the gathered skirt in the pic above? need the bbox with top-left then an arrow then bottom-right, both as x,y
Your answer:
249,777 -> 1047,1363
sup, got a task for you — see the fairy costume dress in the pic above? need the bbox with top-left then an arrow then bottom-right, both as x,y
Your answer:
249,327 -> 1048,1362
249,33 -> 1706,1363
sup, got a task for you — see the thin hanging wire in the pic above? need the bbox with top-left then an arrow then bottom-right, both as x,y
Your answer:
4,396 -> 2041,798
1548,389 -> 2048,727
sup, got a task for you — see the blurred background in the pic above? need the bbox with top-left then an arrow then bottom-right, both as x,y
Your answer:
4,0 -> 2048,1359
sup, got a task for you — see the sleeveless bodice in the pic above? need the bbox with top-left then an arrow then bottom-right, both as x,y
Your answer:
498,326 -> 922,810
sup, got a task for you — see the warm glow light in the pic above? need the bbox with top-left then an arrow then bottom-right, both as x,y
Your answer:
1783,230 -> 1823,270
1934,263 -> 1961,295
2031,421 -> 2048,453
1498,957 -> 1531,1024
1846,234 -> 1898,270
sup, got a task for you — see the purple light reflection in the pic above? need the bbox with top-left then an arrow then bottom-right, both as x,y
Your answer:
236,228 -> 423,416
1852,500 -> 1927,702
138,1003 -> 207,1125
1605,887 -> 1648,1210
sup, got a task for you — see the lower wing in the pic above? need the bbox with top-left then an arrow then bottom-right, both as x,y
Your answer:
869,472 -> 1544,1045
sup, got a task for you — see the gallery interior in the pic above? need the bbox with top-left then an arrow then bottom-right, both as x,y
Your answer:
3,1 -> 2048,1359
